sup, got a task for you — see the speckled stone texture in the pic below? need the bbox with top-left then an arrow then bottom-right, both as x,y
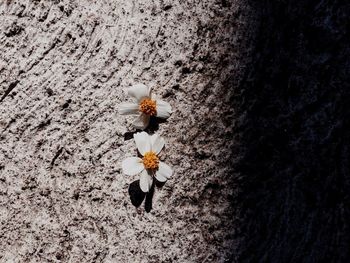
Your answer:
3,0 -> 348,262
0,0 -> 256,262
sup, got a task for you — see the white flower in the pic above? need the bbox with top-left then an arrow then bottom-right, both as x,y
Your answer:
119,84 -> 172,130
122,132 -> 173,192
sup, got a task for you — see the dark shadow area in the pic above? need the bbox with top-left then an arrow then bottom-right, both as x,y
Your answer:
124,131 -> 137,141
123,117 -> 166,141
128,180 -> 145,207
155,179 -> 166,188
128,179 -> 160,213
146,116 -> 166,133
145,182 -> 155,213
232,0 -> 350,262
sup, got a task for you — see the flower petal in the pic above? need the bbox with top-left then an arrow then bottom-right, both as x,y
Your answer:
133,131 -> 151,155
156,100 -> 172,119
132,114 -> 150,130
150,133 -> 165,154
157,162 -> 173,179
155,172 -> 167,182
139,170 -> 153,192
128,84 -> 151,102
119,102 -> 139,115
122,157 -> 144,176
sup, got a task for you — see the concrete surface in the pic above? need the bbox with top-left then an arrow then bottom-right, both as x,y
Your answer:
0,1 -> 255,262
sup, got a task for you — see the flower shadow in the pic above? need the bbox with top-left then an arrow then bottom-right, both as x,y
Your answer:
144,183 -> 155,213
123,117 -> 167,141
128,180 -> 145,207
128,179 -> 155,213
124,131 -> 137,141
146,116 -> 166,133
128,178 -> 166,213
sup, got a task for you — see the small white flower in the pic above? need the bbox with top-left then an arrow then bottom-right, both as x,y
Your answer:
122,132 -> 173,192
119,84 -> 172,130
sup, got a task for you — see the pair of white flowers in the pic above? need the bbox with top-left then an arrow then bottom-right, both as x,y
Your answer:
119,84 -> 173,193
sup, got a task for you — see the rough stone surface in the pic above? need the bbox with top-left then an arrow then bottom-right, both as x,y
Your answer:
3,1 -> 348,262
0,1 -> 255,262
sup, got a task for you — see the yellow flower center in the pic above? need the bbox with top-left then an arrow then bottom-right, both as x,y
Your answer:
139,98 -> 157,116
142,151 -> 159,170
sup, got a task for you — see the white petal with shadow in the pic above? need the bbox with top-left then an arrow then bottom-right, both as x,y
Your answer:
155,172 -> 167,182
133,131 -> 151,155
122,157 -> 144,176
128,84 -> 150,102
139,170 -> 153,192
156,100 -> 172,119
132,114 -> 150,130
157,162 -> 173,179
150,134 -> 165,154
119,102 -> 139,115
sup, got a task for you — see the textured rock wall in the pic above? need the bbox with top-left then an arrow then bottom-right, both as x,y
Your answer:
0,0 -> 255,262
3,0 -> 346,262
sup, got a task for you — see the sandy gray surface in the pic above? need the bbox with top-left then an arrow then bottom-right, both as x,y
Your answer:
0,0 -> 255,262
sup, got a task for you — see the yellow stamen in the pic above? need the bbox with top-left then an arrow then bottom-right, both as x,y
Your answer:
139,98 -> 157,116
142,151 -> 159,170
